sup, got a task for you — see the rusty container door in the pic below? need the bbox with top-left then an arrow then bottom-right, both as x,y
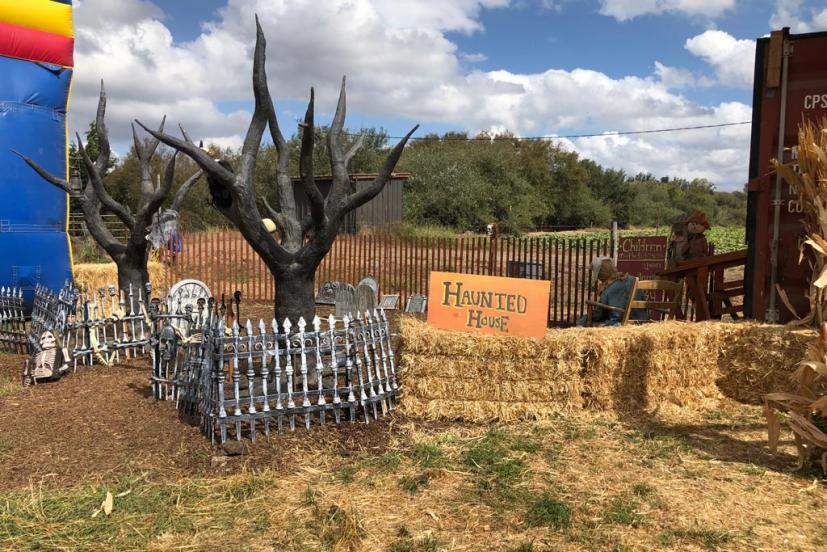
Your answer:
745,28 -> 827,323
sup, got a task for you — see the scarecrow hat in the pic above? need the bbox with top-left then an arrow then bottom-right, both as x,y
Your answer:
591,256 -> 613,274
686,210 -> 710,230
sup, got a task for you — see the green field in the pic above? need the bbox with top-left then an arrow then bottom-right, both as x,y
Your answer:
540,227 -> 747,255
394,224 -> 747,256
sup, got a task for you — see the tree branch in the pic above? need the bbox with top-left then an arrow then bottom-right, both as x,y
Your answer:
327,76 -> 350,206
170,169 -> 204,211
341,125 -> 418,213
344,133 -> 366,167
14,149 -> 125,255
80,187 -> 126,256
262,196 -> 288,236
300,89 -> 326,229
94,81 -> 112,176
132,117 -> 167,207
237,15 -> 269,189
135,121 -> 234,185
11,151 -> 71,194
77,133 -> 136,229
141,151 -> 177,217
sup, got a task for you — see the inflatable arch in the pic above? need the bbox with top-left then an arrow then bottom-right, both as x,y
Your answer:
0,0 -> 74,309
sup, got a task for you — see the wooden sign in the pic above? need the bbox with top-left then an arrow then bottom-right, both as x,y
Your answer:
427,272 -> 550,339
616,236 -> 667,279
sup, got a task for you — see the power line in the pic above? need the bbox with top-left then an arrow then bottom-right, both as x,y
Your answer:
355,120 -> 752,141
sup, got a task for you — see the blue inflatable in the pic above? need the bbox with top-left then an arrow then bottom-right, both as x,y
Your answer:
0,30 -> 74,309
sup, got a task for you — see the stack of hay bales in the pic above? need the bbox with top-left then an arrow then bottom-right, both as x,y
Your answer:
401,319 -> 582,421
399,318 -> 813,421
72,262 -> 167,294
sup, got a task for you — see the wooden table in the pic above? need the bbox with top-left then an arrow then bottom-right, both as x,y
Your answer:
658,250 -> 747,321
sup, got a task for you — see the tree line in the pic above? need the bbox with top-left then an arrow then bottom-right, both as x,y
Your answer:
76,125 -> 747,235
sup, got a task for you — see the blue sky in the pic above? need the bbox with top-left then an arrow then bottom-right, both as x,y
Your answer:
69,0 -> 827,189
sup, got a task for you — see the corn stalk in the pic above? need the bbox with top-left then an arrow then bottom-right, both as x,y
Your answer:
765,118 -> 827,470
772,117 -> 827,326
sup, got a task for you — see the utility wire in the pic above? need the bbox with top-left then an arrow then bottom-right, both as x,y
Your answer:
350,120 -> 751,141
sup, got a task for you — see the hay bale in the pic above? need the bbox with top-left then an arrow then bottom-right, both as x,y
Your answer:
399,318 -> 583,421
398,318 -> 809,422
72,262 -> 167,293
399,317 -> 564,360
576,322 -> 722,413
716,322 -> 813,403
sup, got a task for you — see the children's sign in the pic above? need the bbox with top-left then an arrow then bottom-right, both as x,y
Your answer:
427,272 -> 550,339
616,236 -> 667,279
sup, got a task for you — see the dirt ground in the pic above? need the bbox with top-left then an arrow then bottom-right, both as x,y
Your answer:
0,350 -> 401,493
1,324 -> 826,550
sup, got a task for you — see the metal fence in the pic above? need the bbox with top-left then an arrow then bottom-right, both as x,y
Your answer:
163,231 -> 610,326
0,287 -> 28,353
25,283 -> 152,383
149,295 -> 397,444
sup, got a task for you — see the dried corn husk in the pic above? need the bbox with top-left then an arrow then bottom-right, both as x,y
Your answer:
766,119 -> 827,471
772,117 -> 827,327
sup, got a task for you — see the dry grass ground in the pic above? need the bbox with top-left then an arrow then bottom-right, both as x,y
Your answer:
1,344 -> 825,551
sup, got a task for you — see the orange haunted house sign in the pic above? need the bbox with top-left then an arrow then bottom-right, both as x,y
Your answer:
427,272 -> 551,339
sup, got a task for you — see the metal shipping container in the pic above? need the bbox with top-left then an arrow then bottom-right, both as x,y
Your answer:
745,28 -> 827,323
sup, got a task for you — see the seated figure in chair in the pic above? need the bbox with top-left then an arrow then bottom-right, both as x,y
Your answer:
577,257 -> 648,326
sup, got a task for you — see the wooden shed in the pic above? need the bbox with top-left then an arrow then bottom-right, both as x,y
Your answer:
292,173 -> 408,234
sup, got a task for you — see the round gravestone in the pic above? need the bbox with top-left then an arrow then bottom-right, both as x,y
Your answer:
167,279 -> 211,332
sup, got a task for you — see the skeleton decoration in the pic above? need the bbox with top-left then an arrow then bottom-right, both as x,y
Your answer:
315,281 -> 341,305
26,330 -> 69,384
146,208 -> 180,250
166,279 -> 211,333
147,282 -> 213,403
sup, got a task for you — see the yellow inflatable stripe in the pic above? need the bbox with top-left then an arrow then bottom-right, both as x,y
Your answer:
0,0 -> 73,39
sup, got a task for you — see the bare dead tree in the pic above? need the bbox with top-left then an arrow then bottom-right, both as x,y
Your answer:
15,82 -> 203,297
136,18 -> 417,322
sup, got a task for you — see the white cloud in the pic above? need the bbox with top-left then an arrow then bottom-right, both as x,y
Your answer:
685,30 -> 755,88
461,52 -> 489,63
370,0 -> 510,34
770,0 -> 827,33
598,0 -> 735,21
570,102 -> 752,186
653,61 -> 713,89
68,0 -> 752,190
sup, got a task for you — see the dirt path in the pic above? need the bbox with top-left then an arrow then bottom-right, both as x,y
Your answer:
0,352 -> 401,492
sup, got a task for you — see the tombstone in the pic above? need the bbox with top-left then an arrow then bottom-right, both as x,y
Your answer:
167,279 -> 211,333
378,294 -> 400,310
507,261 -> 546,280
335,284 -> 357,317
315,281 -> 341,305
356,284 -> 376,314
356,276 -> 379,304
405,294 -> 428,314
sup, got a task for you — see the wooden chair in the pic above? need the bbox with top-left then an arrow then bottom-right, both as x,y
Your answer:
585,277 -> 684,326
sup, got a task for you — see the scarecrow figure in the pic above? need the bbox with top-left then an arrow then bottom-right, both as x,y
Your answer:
577,257 -> 648,326
681,210 -> 711,260
666,215 -> 687,269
